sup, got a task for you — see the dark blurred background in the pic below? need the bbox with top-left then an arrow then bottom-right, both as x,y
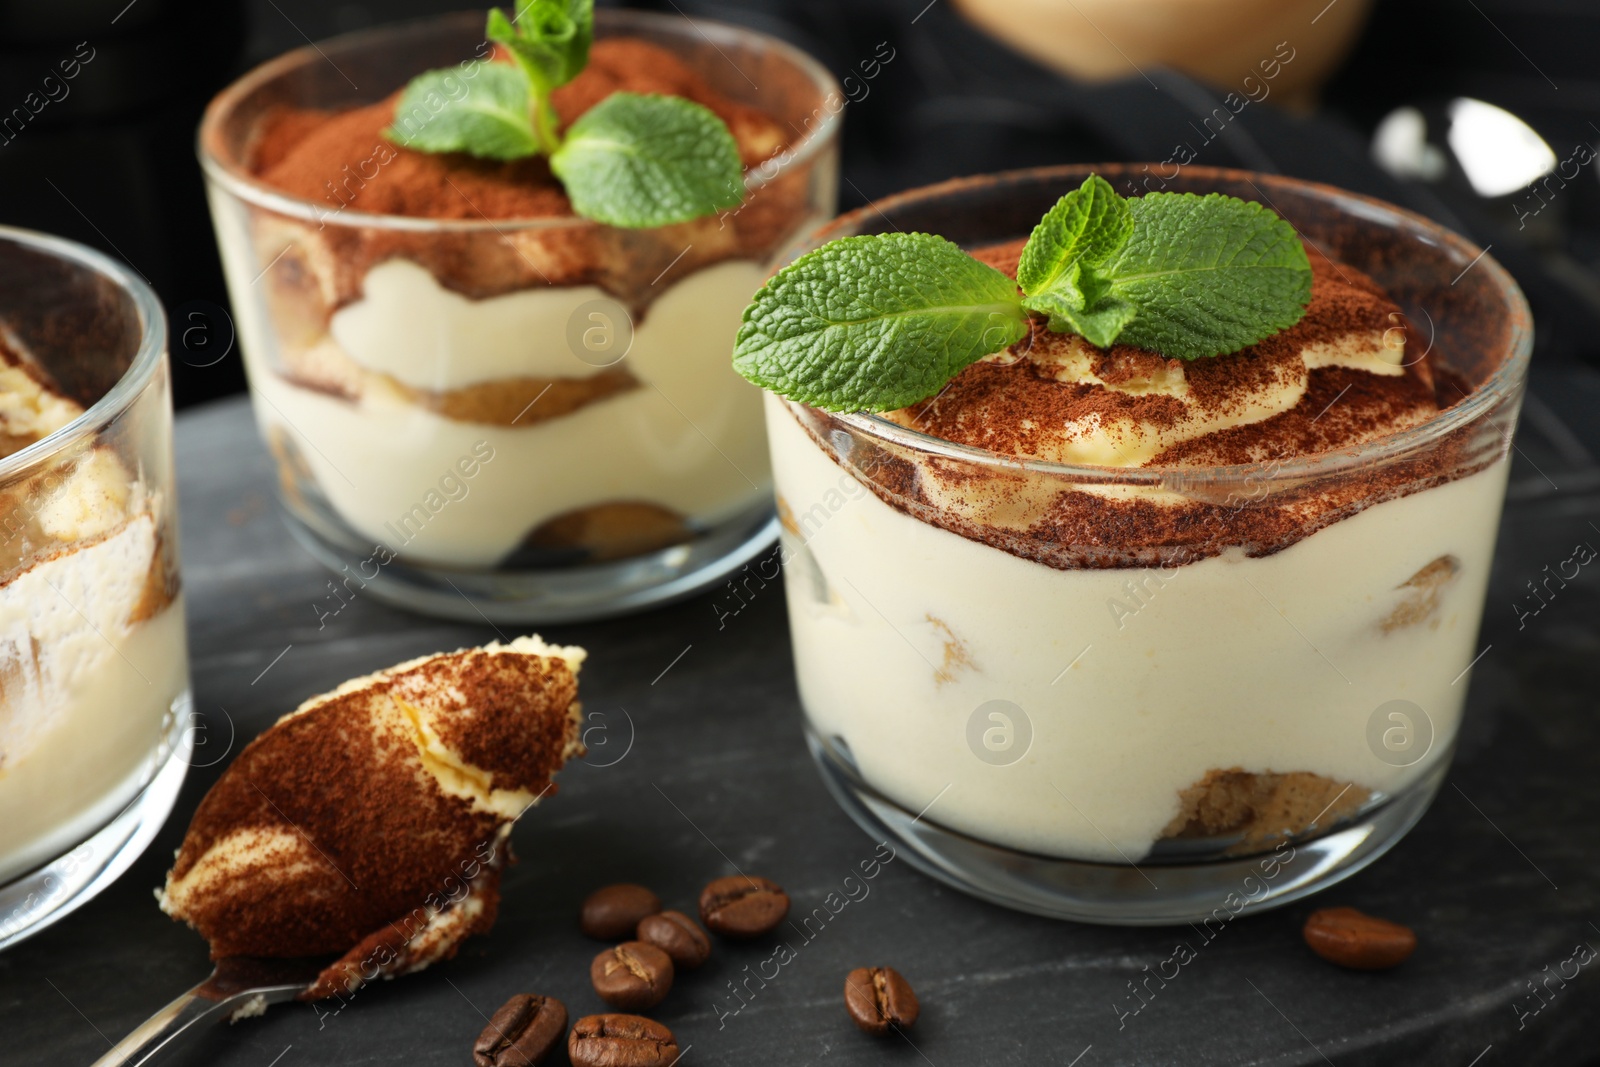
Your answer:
1,0 -> 1597,442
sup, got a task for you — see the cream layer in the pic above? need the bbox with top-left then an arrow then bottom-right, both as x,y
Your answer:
242,260 -> 772,566
770,395 -> 1506,861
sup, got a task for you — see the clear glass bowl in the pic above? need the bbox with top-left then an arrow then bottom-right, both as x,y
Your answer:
767,164 -> 1530,923
0,226 -> 192,951
199,10 -> 840,623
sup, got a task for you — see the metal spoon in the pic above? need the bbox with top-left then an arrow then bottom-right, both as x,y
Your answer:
91,956 -> 329,1066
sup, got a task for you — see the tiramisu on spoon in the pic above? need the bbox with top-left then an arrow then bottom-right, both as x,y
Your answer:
95,636 -> 584,1065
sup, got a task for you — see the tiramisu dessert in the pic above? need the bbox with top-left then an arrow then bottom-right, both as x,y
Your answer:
201,4 -> 836,589
0,337 -> 186,885
159,636 -> 583,999
737,173 -> 1521,865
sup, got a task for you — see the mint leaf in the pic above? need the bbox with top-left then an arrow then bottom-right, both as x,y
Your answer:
732,176 -> 1315,414
1041,289 -> 1137,349
551,93 -> 745,227
1027,255 -> 1137,348
488,0 -> 592,92
1103,192 -> 1312,358
385,4 -> 748,229
733,233 -> 1029,412
1017,175 -> 1132,300
1017,174 -> 1136,347
1015,181 -> 1311,357
385,65 -> 539,160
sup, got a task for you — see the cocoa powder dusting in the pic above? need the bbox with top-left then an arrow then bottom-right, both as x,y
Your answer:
796,240 -> 1507,570
899,243 -> 1435,466
163,647 -> 580,962
237,37 -> 813,315
253,39 -> 785,220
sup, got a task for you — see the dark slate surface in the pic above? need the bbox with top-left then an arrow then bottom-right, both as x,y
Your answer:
3,395 -> 1599,1067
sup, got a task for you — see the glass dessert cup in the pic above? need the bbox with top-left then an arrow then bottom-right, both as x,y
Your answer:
199,10 -> 839,623
0,227 -> 192,950
769,165 -> 1530,924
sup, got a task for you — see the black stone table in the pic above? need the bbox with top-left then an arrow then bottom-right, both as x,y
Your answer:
5,394 -> 1600,1067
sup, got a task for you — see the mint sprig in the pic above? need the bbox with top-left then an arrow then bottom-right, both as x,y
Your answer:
385,2 -> 745,228
487,2 -> 589,93
733,175 -> 1313,412
733,234 -> 1030,413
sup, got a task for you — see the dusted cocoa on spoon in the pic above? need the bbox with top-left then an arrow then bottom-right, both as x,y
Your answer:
158,637 -> 585,999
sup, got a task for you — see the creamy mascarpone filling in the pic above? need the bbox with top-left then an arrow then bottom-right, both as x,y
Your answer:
0,520 -> 187,882
0,363 -> 80,449
331,259 -> 625,389
240,258 -> 773,567
0,355 -> 188,882
769,394 -> 1505,862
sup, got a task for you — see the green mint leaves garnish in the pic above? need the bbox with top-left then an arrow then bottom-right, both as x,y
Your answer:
388,66 -> 541,160
734,174 -> 1313,412
732,234 -> 1030,413
385,2 -> 745,228
1091,190 -> 1312,356
1016,174 -> 1135,346
551,93 -> 744,228
1018,174 -> 1312,356
487,3 -> 588,94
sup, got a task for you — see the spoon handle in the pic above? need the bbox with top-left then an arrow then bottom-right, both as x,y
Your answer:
90,974 -> 303,1067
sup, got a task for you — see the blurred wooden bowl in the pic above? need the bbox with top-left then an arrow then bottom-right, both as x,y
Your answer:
953,0 -> 1375,109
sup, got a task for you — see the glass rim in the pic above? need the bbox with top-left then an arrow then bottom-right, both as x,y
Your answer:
788,163 -> 1532,486
196,8 -> 843,233
0,225 -> 167,483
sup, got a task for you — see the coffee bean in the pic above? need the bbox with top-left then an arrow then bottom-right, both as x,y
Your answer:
844,967 -> 919,1035
637,910 -> 711,969
569,1013 -> 679,1067
472,994 -> 568,1067
591,940 -> 674,1010
1303,906 -> 1417,970
698,875 -> 789,939
581,884 -> 662,940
